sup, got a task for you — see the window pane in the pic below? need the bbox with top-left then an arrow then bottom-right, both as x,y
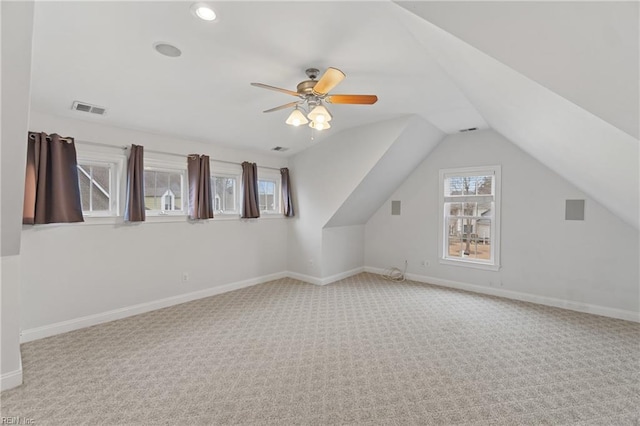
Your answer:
92,188 -> 110,211
445,175 -> 493,196
446,177 -> 464,196
78,164 -> 111,213
447,203 -> 462,216
212,176 -> 236,213
144,170 -> 183,211
223,179 -> 236,212
447,218 -> 463,257
466,220 -> 491,260
92,166 -> 110,190
476,176 -> 493,195
448,217 -> 492,260
463,177 -> 477,196
258,179 -> 276,211
478,202 -> 492,217
78,167 -> 91,211
463,202 -> 476,216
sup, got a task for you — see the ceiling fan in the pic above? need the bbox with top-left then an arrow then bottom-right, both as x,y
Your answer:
251,67 -> 378,131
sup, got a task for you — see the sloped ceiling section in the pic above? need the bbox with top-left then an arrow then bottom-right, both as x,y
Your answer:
325,115 -> 444,228
396,1 -> 639,139
395,4 -> 639,230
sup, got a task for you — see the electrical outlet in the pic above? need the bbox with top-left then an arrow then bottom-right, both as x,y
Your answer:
182,272 -> 189,282
420,260 -> 429,267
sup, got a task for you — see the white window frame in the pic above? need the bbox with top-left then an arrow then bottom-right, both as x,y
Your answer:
144,158 -> 187,217
210,162 -> 241,217
438,165 -> 501,271
76,151 -> 124,218
257,169 -> 281,215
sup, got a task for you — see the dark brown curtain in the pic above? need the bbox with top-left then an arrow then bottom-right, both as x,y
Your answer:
187,155 -> 214,220
280,168 -> 294,217
241,161 -> 260,219
124,144 -> 145,222
23,132 -> 84,224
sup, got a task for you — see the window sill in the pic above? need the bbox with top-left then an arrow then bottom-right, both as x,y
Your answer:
260,213 -> 284,219
22,216 -> 120,228
21,213 -> 286,228
212,214 -> 240,221
144,215 -> 189,224
439,258 -> 501,272
82,216 -> 120,225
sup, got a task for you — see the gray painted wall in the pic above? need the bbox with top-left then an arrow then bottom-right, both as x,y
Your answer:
365,129 -> 639,314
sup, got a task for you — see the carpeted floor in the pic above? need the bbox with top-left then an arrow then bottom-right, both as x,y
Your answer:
1,273 -> 639,425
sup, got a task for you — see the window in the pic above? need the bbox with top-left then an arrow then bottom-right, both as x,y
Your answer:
257,170 -> 281,214
439,166 -> 501,270
76,152 -> 122,217
144,161 -> 186,215
211,175 -> 238,215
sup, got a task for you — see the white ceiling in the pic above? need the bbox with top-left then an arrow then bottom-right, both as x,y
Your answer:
397,1 -> 639,139
29,1 -> 486,156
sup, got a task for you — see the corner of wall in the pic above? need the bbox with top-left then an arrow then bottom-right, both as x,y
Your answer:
0,358 -> 23,392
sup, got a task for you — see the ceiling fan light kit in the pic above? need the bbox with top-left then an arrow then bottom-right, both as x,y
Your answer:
307,105 -> 332,123
285,108 -> 308,127
252,67 -> 378,132
309,121 -> 331,131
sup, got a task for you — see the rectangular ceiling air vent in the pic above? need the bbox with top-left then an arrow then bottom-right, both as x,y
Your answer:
459,127 -> 478,133
72,101 -> 107,115
271,146 -> 289,152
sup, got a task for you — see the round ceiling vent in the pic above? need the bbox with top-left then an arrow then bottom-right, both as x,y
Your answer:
153,42 -> 182,58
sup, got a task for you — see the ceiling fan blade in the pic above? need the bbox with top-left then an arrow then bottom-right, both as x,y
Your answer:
263,101 -> 300,113
312,67 -> 346,95
325,94 -> 378,105
251,82 -> 300,97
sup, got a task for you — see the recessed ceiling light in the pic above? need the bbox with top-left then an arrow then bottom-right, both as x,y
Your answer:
153,42 -> 182,58
191,3 -> 217,21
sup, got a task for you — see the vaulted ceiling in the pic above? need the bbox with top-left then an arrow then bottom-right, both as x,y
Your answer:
397,1 -> 639,139
28,1 -> 639,228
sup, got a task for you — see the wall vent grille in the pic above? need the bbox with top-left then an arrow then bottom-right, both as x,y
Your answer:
72,101 -> 107,115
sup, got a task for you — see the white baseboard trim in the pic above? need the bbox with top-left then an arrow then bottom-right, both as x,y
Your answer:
319,267 -> 365,285
285,271 -> 324,285
285,267 -> 364,286
364,267 -> 639,322
20,271 -> 287,343
1,360 -> 23,391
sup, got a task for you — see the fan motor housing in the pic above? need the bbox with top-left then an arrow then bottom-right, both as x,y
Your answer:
296,80 -> 317,95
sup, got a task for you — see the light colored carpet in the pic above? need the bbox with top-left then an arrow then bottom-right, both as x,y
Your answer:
1,273 -> 639,425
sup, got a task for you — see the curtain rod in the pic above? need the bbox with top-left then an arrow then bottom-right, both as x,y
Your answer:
74,139 -> 283,171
